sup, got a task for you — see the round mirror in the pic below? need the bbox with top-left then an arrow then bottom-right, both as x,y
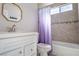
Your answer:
2,3 -> 22,22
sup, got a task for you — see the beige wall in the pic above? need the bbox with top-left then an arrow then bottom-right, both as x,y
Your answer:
78,4 -> 79,20
0,3 -> 38,32
38,3 -> 53,9
51,3 -> 79,44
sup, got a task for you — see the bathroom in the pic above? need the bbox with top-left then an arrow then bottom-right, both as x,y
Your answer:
0,3 -> 79,56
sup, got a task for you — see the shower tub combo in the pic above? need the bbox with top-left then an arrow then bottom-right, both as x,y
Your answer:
52,41 -> 79,56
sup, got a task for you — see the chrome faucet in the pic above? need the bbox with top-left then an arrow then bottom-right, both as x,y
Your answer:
8,24 -> 16,32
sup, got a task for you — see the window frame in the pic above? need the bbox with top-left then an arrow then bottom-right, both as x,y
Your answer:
50,3 -> 73,15
60,3 -> 73,13
50,6 -> 60,15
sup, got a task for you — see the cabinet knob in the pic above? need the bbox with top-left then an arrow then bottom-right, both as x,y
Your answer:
19,51 -> 22,54
31,49 -> 33,51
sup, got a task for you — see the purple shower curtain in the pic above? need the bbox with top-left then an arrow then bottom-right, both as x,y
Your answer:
38,7 -> 51,44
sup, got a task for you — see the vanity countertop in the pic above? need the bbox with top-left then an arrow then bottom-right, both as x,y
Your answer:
0,32 -> 38,39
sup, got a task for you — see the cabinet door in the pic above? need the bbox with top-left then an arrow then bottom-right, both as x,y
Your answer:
24,43 -> 37,56
0,47 -> 24,56
31,53 -> 37,56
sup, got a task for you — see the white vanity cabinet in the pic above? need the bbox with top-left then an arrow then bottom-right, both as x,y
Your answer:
0,32 -> 38,56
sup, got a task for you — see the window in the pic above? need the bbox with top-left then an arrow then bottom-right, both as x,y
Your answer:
50,4 -> 73,15
50,7 -> 60,15
61,4 -> 73,12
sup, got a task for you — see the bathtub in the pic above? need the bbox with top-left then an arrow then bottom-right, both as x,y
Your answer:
52,41 -> 79,56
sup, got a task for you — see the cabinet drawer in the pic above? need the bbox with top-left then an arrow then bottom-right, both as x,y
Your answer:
24,43 -> 37,56
0,47 -> 24,56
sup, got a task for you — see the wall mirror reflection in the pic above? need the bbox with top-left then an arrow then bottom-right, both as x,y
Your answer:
2,3 -> 22,22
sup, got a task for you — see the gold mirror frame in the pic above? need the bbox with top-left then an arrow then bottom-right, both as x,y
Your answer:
2,3 -> 22,22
